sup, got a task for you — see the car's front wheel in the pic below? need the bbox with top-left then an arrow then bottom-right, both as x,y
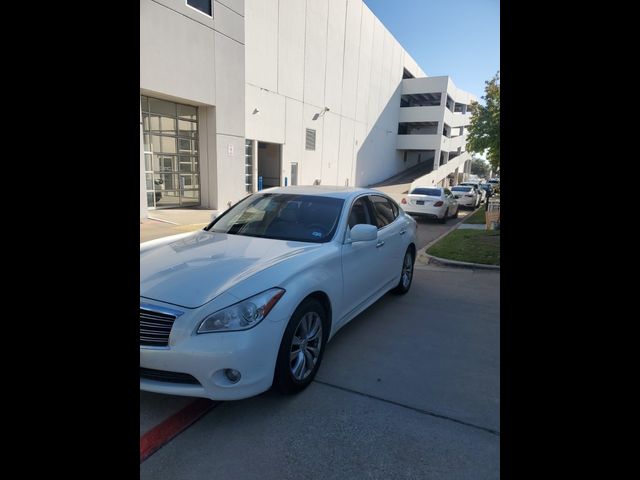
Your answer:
392,247 -> 415,295
273,298 -> 328,395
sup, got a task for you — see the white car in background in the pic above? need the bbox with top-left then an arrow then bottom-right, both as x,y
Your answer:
451,185 -> 480,208
400,186 -> 459,223
140,186 -> 417,401
459,182 -> 486,204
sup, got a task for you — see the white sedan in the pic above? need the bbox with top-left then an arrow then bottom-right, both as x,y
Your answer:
140,186 -> 417,400
459,182 -> 486,204
451,185 -> 480,208
400,186 -> 459,223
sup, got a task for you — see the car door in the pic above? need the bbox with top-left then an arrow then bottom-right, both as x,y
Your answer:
367,194 -> 405,285
340,196 -> 386,321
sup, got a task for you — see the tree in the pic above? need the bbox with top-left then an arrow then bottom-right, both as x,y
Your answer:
467,72 -> 500,172
470,157 -> 490,178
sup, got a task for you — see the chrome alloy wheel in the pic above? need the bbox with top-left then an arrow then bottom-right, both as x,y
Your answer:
401,252 -> 413,289
290,312 -> 323,381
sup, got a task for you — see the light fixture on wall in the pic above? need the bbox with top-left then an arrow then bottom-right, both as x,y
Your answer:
312,107 -> 330,121
253,108 -> 260,114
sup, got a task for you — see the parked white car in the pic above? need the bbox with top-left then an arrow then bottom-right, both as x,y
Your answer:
140,186 -> 417,400
459,182 -> 486,204
451,185 -> 480,208
400,186 -> 459,223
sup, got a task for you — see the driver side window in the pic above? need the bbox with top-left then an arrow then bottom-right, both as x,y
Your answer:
348,197 -> 375,229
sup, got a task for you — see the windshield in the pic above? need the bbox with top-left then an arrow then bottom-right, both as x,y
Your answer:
452,186 -> 472,192
410,188 -> 441,197
205,193 -> 345,243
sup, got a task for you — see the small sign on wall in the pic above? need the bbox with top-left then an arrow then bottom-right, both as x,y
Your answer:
227,144 -> 234,156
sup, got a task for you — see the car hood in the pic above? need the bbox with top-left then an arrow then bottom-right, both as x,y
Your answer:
140,230 -> 320,308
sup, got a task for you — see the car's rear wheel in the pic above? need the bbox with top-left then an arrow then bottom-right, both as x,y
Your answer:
392,248 -> 415,295
273,298 -> 328,395
453,206 -> 459,218
439,209 -> 448,224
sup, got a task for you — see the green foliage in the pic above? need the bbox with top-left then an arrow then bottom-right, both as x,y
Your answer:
470,158 -> 490,177
463,207 -> 488,224
467,72 -> 500,172
427,229 -> 500,266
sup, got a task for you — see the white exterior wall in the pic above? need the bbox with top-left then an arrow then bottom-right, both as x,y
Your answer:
245,0 -> 426,189
399,76 -> 477,189
140,0 -> 245,217
140,0 -> 476,216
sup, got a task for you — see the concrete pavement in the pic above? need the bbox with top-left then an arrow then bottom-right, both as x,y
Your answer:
140,208 -> 216,243
140,267 -> 500,479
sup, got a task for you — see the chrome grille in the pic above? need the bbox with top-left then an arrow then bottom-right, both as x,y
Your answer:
140,306 -> 177,347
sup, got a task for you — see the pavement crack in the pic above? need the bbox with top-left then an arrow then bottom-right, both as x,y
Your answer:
313,380 -> 500,437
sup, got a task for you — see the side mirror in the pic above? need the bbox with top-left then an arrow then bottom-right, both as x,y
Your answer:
350,224 -> 378,243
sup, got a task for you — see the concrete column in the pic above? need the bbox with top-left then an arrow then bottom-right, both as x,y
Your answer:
453,167 -> 459,186
252,139 -> 258,192
140,100 -> 148,219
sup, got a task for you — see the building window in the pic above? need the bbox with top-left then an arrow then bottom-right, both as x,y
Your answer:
400,93 -> 441,107
186,0 -> 212,17
305,129 -> 316,151
141,95 -> 201,209
446,95 -> 455,112
245,140 -> 253,193
398,122 -> 439,135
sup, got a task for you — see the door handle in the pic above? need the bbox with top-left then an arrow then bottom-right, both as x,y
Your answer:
376,241 -> 385,248
399,229 -> 406,235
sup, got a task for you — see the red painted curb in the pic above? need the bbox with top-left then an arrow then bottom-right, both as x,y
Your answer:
140,399 -> 217,463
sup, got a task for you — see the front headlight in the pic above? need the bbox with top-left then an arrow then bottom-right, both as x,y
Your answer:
197,288 -> 285,333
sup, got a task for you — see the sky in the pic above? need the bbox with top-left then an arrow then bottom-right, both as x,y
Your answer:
363,0 -> 499,99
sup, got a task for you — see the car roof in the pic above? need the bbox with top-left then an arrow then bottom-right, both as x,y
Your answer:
258,185 -> 386,200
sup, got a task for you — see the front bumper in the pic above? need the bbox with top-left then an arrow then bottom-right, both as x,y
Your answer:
140,299 -> 287,401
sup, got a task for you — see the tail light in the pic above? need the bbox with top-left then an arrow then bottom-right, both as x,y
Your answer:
434,201 -> 444,207
401,198 -> 407,204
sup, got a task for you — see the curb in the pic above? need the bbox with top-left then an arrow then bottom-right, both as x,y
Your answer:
147,216 -> 180,225
140,399 -> 217,463
420,252 -> 500,270
417,206 -> 482,254
415,206 -> 500,271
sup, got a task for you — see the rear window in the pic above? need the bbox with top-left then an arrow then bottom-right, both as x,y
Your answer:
452,186 -> 472,192
410,188 -> 441,197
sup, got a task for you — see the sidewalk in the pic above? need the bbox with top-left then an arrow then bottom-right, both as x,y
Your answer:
140,208 -> 217,243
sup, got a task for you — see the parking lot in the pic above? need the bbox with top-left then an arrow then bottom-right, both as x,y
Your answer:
140,207 -> 499,478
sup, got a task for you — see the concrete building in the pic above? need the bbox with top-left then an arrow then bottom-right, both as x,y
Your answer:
140,0 -> 476,217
